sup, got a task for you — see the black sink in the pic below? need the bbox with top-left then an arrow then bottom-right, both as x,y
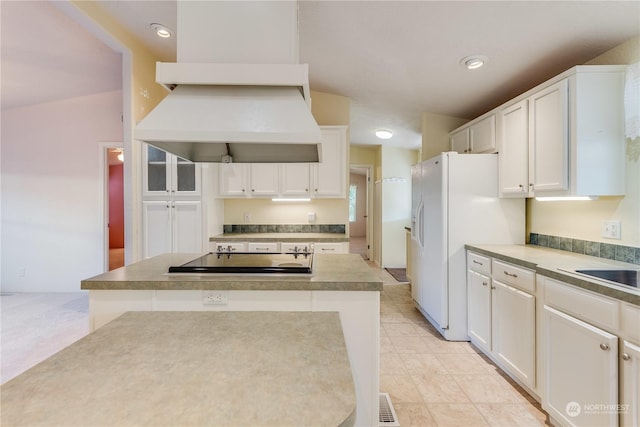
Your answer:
574,269 -> 639,288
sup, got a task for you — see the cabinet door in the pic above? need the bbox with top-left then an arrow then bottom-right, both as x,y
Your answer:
311,127 -> 346,198
143,145 -> 171,197
621,340 -> 640,427
469,115 -> 496,153
467,270 -> 492,353
493,280 -> 535,389
249,164 -> 279,197
172,201 -> 202,253
172,156 -> 201,196
219,163 -> 248,197
142,201 -> 172,258
314,242 -> 348,254
530,79 -> 569,193
281,164 -> 310,197
499,100 -> 530,196
450,128 -> 470,153
543,305 -> 618,427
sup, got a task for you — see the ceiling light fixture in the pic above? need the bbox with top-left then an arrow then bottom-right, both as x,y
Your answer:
460,55 -> 488,70
375,129 -> 393,139
117,150 -> 124,162
150,23 -> 173,38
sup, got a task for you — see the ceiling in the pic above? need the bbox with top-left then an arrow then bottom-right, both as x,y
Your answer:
2,1 -> 639,150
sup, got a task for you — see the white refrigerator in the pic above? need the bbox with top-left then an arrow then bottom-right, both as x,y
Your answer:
412,152 -> 525,341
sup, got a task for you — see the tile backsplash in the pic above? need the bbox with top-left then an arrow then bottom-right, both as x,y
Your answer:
223,224 -> 346,234
530,233 -> 640,265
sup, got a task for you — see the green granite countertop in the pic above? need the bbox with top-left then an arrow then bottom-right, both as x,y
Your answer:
1,311 -> 356,427
210,232 -> 349,242
81,253 -> 382,291
466,244 -> 640,306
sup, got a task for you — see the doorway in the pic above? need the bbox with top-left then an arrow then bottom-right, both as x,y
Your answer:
349,165 -> 373,260
101,143 -> 125,271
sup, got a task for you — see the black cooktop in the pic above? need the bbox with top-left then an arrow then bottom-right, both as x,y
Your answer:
168,252 -> 313,274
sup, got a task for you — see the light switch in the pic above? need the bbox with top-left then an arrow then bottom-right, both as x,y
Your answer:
308,212 -> 316,222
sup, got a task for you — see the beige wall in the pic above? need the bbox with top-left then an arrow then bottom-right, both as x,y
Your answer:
224,91 -> 351,230
528,35 -> 640,247
421,112 -> 468,161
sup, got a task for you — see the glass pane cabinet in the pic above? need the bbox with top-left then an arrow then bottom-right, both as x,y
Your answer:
143,145 -> 201,197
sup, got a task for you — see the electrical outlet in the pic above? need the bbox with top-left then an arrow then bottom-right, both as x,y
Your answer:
17,267 -> 25,277
203,291 -> 228,305
244,212 -> 251,223
602,220 -> 621,240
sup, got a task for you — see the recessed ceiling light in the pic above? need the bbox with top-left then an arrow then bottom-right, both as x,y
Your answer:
375,129 -> 393,139
150,23 -> 173,38
460,55 -> 488,70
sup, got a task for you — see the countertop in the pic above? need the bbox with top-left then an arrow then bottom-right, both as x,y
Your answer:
81,253 -> 382,292
0,311 -> 356,427
466,244 -> 640,306
210,232 -> 349,242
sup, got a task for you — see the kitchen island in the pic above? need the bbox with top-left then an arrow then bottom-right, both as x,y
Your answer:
1,311 -> 356,427
81,253 -> 382,427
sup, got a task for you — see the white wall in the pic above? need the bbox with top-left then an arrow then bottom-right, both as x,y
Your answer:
380,147 -> 418,267
1,90 -> 123,292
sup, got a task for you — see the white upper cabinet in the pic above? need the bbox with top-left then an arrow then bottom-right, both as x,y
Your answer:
311,126 -> 347,198
218,126 -> 347,199
498,65 -> 626,198
450,115 -> 496,154
143,145 -> 201,198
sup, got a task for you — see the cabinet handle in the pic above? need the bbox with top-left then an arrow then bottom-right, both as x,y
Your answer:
242,189 -> 245,192
622,353 -> 631,361
518,184 -> 524,190
321,248 -> 335,252
504,271 -> 518,278
599,343 -> 610,351
482,282 -> 488,287
490,285 -> 496,290
472,260 -> 483,266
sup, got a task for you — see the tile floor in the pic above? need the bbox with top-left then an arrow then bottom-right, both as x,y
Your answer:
381,283 -> 551,426
1,264 -> 552,426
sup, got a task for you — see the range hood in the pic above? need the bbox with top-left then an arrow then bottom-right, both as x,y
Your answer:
134,1 -> 322,163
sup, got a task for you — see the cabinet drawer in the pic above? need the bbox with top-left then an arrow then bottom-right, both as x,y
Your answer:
467,252 -> 491,275
247,242 -> 279,253
210,242 -> 247,252
314,243 -> 347,254
544,277 -> 619,331
492,259 -> 535,293
280,242 -> 312,253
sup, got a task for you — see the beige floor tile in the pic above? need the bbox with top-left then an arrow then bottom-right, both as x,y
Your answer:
390,336 -> 433,354
395,302 -> 418,313
453,374 -> 526,403
412,373 -> 471,403
427,403 -> 490,426
381,311 -> 410,324
384,322 -> 423,337
380,302 -> 401,314
380,374 -> 423,403
381,353 -> 408,375
424,336 -> 472,354
400,353 -> 448,376
475,403 -> 549,426
435,353 -> 495,374
393,402 -> 438,427
380,336 -> 396,354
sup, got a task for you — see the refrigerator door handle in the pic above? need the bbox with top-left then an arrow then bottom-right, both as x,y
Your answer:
417,200 -> 425,248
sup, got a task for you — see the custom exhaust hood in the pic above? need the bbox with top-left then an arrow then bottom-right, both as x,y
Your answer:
134,1 -> 322,163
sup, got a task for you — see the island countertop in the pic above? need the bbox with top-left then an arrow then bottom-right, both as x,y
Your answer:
81,253 -> 382,292
1,311 -> 356,427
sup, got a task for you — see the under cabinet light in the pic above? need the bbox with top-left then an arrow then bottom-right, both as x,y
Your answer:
535,196 -> 598,202
272,198 -> 311,202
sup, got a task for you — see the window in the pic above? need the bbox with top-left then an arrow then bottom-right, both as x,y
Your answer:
349,184 -> 357,222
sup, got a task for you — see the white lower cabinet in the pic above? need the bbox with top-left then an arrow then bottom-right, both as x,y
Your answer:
313,242 -> 349,254
543,305 -> 618,427
142,201 -> 202,258
467,269 -> 492,353
621,340 -> 640,427
492,280 -> 535,388
466,251 -> 536,391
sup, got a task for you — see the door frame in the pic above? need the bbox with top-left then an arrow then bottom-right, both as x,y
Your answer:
350,164 -> 373,260
99,142 -> 124,272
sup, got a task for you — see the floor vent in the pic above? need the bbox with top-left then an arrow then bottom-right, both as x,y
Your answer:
379,392 -> 400,426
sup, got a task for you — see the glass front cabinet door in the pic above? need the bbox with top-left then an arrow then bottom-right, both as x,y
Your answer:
143,145 -> 201,197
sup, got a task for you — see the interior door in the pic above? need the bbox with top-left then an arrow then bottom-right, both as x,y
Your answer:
421,155 -> 448,328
